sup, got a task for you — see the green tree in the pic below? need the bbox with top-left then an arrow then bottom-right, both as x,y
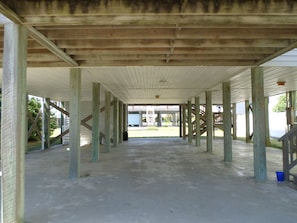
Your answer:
27,97 -> 58,141
272,95 -> 286,112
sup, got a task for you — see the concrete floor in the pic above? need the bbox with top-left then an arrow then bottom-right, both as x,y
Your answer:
25,138 -> 297,223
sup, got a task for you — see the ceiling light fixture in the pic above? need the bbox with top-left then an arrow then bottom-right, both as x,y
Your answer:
277,81 -> 285,86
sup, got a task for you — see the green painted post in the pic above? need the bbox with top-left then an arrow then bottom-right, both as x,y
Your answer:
251,67 -> 267,180
182,104 -> 186,140
245,100 -> 251,143
223,82 -> 232,162
195,97 -> 201,147
1,23 -> 28,223
92,83 -> 100,162
43,97 -> 51,149
206,91 -> 213,152
113,97 -> 119,147
188,100 -> 193,144
119,101 -> 123,143
105,91 -> 111,152
264,97 -> 271,147
69,68 -> 81,179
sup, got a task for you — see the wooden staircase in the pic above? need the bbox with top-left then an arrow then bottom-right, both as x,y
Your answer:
279,126 -> 297,184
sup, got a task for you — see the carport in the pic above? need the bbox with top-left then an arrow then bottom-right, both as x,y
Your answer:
1,1 -> 297,222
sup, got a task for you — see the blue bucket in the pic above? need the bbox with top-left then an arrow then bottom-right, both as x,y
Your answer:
276,171 -> 285,182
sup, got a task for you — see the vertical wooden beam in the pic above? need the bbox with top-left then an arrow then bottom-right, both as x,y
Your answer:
104,91 -> 111,152
195,97 -> 201,147
1,23 -> 27,223
179,105 -> 182,137
69,68 -> 81,179
223,82 -> 232,162
251,67 -> 267,180
119,101 -> 123,143
113,97 -> 119,147
182,104 -> 186,140
92,83 -> 100,162
232,103 -> 237,140
264,97 -> 271,147
123,104 -> 128,141
245,100 -> 251,143
286,91 -> 296,131
187,100 -> 193,144
43,97 -> 50,149
206,91 -> 213,152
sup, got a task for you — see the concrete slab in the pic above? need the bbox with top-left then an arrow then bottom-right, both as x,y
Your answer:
25,138 -> 297,223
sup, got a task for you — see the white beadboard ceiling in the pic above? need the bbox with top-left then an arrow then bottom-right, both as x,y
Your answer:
21,62 -> 297,105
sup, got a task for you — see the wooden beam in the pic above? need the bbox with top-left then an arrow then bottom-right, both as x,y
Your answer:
22,15 -> 297,27
56,39 -> 289,49
256,40 -> 297,66
0,2 -> 78,66
27,26 -> 78,66
11,1 -> 297,16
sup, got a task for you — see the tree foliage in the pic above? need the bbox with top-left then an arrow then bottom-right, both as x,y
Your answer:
27,97 -> 58,141
272,95 -> 286,112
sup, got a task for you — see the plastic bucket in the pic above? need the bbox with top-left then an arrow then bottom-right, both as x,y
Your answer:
276,171 -> 285,182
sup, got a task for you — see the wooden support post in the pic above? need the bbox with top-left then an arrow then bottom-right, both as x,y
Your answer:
206,91 -> 213,152
232,103 -> 237,140
104,91 -> 111,152
179,105 -> 182,137
286,91 -> 296,131
195,97 -> 201,147
123,104 -> 128,141
119,101 -> 123,143
223,82 -> 232,162
264,97 -> 271,147
1,23 -> 27,223
182,104 -> 186,140
113,97 -> 119,147
187,100 -> 193,144
92,83 -> 100,162
251,67 -> 267,180
69,68 -> 81,179
245,100 -> 251,143
43,97 -> 50,149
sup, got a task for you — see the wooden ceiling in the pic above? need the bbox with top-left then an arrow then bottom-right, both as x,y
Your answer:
1,0 -> 297,68
1,1 -> 297,104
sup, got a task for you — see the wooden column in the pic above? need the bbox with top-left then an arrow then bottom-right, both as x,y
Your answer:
251,67 -> 267,180
92,83 -> 100,162
206,91 -> 213,152
245,100 -> 251,143
182,104 -> 186,140
43,97 -> 50,150
187,100 -> 193,144
264,97 -> 271,147
113,97 -> 119,147
104,91 -> 111,152
119,101 -> 123,143
223,82 -> 232,162
232,103 -> 237,140
195,97 -> 201,147
1,23 -> 27,223
69,68 -> 81,179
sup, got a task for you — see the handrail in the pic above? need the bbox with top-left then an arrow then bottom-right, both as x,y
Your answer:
279,126 -> 297,182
